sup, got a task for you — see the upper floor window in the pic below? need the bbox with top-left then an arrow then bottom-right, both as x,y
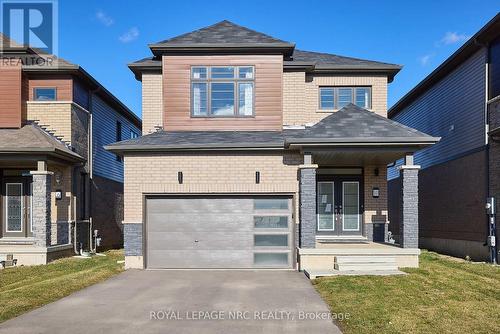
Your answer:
191,66 -> 254,117
34,88 -> 56,101
319,87 -> 371,110
130,130 -> 139,139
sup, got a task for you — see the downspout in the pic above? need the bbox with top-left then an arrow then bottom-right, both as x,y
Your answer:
476,39 -> 496,261
87,87 -> 100,253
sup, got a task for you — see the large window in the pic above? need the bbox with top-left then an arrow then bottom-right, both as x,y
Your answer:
319,86 -> 371,110
191,66 -> 254,117
34,88 -> 56,101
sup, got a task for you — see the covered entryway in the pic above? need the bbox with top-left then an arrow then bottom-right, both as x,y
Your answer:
317,170 -> 364,237
145,195 -> 294,269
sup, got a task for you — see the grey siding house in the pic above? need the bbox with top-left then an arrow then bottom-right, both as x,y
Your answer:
388,13 -> 500,261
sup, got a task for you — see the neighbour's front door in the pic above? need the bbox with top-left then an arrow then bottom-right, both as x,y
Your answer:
317,176 -> 363,237
1,177 -> 33,238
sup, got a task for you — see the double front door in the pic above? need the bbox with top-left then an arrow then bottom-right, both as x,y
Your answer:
317,176 -> 363,236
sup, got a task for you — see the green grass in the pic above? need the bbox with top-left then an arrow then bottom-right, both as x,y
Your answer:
0,249 -> 124,323
313,251 -> 500,334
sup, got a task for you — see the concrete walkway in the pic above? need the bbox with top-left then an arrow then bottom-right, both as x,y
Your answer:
0,270 -> 341,334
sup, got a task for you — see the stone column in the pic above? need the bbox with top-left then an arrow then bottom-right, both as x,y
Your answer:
30,171 -> 53,247
399,155 -> 420,248
299,154 -> 318,248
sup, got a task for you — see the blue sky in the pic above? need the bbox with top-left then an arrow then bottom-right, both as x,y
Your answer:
55,0 -> 499,117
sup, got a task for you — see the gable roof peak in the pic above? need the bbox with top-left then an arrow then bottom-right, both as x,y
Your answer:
149,20 -> 295,56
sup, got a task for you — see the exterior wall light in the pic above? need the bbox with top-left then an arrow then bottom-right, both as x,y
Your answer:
255,171 -> 260,184
372,187 -> 380,198
178,171 -> 183,184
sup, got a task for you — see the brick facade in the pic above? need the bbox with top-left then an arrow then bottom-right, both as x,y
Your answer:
123,152 -> 303,222
31,172 -> 52,247
124,223 -> 142,256
364,165 -> 388,240
399,166 -> 419,248
142,73 -> 163,134
283,72 -> 388,126
299,167 -> 317,248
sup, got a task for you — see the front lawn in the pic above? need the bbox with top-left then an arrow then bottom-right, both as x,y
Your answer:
0,249 -> 124,323
313,251 -> 500,334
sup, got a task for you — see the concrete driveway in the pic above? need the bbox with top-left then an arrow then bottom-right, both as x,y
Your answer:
0,270 -> 341,334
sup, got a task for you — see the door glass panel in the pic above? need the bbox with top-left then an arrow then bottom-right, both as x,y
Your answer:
343,182 -> 360,231
254,216 -> 288,229
317,182 -> 334,230
254,253 -> 288,266
6,183 -> 23,232
254,235 -> 288,247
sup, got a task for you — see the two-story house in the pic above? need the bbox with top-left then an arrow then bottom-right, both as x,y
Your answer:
0,34 -> 141,265
106,21 -> 438,274
388,14 -> 500,262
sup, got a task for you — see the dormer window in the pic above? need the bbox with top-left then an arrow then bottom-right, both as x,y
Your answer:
191,66 -> 254,117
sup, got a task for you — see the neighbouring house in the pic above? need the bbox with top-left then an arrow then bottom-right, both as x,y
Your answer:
106,21 -> 438,274
0,34 -> 141,265
388,13 -> 500,261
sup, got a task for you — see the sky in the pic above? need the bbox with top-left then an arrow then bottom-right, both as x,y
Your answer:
52,0 -> 499,117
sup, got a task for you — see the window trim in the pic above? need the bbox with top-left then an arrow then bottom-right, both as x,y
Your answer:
33,87 -> 57,101
190,66 -> 255,118
318,86 -> 372,111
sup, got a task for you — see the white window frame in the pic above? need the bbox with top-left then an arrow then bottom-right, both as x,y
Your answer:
5,182 -> 24,232
317,181 -> 335,231
190,66 -> 255,117
342,181 -> 360,232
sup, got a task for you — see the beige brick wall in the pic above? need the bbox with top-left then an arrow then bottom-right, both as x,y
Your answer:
26,102 -> 72,144
363,165 -> 388,225
48,163 -> 73,245
283,72 -> 388,126
142,73 -> 163,134
123,152 -> 302,222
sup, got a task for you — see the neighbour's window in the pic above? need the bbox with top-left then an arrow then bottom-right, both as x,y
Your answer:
191,66 -> 254,117
34,88 -> 56,101
130,130 -> 138,139
319,87 -> 371,110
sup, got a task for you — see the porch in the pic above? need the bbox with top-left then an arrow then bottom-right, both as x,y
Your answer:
0,124 -> 85,265
298,242 -> 420,278
285,104 -> 440,275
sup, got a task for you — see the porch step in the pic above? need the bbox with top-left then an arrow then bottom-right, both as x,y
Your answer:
334,255 -> 398,271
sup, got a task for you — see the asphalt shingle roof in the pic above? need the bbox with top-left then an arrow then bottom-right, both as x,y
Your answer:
0,123 -> 84,161
152,20 -> 293,46
285,104 -> 439,144
289,49 -> 401,70
106,105 -> 439,153
106,131 -> 285,150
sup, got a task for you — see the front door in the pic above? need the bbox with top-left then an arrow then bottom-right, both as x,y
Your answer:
1,177 -> 33,238
317,176 -> 363,236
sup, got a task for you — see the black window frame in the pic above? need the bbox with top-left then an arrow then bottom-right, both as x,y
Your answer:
318,86 -> 372,110
190,66 -> 255,118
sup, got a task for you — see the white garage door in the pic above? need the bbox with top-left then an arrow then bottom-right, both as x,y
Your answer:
146,196 -> 294,269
